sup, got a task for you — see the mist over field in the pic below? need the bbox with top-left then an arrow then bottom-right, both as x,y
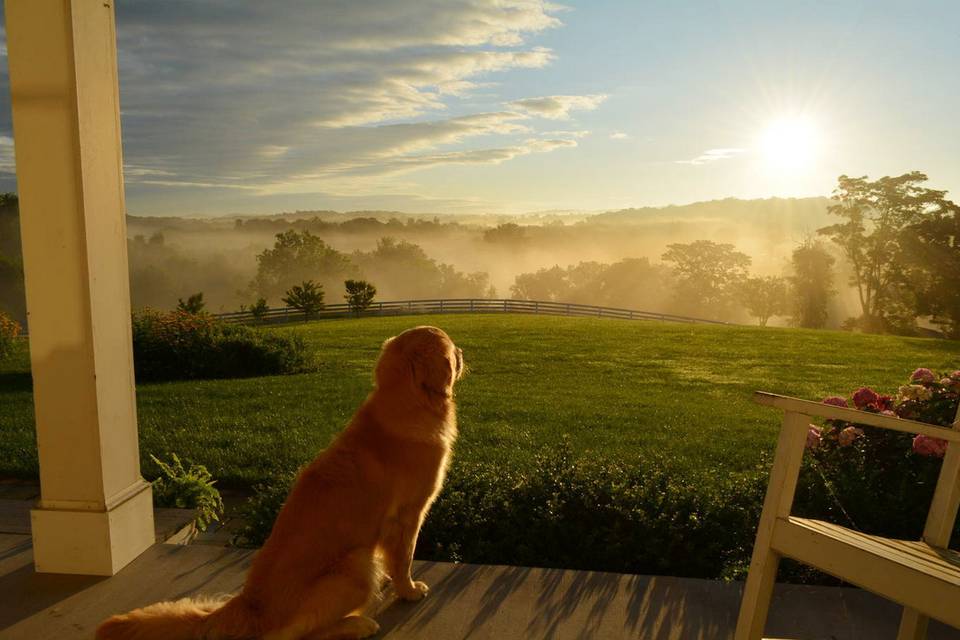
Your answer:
112,196 -> 857,325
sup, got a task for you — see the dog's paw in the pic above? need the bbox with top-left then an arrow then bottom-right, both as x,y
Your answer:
397,580 -> 429,601
352,616 -> 380,638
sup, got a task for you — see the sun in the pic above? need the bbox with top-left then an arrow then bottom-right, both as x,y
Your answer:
759,115 -> 819,171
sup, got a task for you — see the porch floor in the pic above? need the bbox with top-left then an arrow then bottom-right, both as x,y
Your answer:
2,531 -> 960,639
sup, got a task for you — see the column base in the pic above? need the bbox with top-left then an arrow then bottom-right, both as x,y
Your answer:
30,480 -> 155,575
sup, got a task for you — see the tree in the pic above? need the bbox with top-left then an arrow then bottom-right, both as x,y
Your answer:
900,199 -> 960,338
661,240 -> 751,319
510,265 -> 569,301
176,292 -> 206,315
353,237 -> 491,300
250,298 -> 270,323
738,276 -> 788,327
344,279 -> 377,316
252,230 -> 353,302
818,172 -> 950,332
282,281 -> 325,318
483,223 -> 528,245
789,238 -> 836,329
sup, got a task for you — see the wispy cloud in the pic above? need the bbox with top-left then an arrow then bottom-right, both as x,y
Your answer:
507,94 -> 608,120
609,131 -> 629,140
675,148 -> 746,165
91,1 -> 573,204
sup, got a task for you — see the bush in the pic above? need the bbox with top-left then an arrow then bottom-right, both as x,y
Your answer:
176,292 -> 206,315
150,453 -> 224,531
132,309 -> 307,381
283,280 -> 324,317
250,297 -> 270,322
232,440 -> 767,579
0,310 -> 21,361
795,368 -> 960,545
344,279 -> 376,316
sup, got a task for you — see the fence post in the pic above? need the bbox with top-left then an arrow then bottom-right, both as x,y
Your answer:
470,299 -> 474,312
534,301 -> 539,314
440,299 -> 444,313
503,299 -> 508,313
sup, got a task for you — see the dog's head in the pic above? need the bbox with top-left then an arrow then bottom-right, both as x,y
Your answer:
375,326 -> 463,411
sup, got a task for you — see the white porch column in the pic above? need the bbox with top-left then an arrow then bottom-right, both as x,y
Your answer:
5,0 -> 154,575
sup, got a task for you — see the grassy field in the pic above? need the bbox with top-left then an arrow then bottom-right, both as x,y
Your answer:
2,314 -> 960,487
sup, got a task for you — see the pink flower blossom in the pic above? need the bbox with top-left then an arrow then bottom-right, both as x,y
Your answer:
877,394 -> 894,411
911,368 -> 936,384
880,409 -> 896,416
912,434 -> 949,458
951,370 -> 960,380
806,425 -> 822,450
852,387 -> 880,410
823,396 -> 849,408
838,426 -> 864,447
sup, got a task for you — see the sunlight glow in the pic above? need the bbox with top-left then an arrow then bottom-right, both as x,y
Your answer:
759,116 -> 819,171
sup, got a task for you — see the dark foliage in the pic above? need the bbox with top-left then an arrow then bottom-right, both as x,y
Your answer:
132,309 -> 307,381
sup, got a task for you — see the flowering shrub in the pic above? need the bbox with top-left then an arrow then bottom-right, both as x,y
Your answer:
132,309 -> 308,381
796,367 -> 959,545
0,310 -> 21,361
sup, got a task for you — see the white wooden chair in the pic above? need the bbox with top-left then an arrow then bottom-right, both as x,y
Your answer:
735,392 -> 960,640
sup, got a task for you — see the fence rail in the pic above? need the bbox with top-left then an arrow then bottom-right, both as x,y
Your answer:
214,298 -> 729,326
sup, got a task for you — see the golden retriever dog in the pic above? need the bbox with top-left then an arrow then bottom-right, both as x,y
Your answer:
96,326 -> 463,640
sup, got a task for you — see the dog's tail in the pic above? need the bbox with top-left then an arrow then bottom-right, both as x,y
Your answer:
95,593 -> 258,640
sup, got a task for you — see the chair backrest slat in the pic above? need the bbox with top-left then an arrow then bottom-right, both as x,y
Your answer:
922,407 -> 960,547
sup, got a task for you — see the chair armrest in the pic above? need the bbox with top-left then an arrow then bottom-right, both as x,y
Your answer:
754,391 -> 960,442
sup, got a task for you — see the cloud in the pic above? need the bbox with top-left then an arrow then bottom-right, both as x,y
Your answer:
4,0 -> 567,206
507,94 -> 607,120
609,131 -> 629,140
675,148 -> 746,165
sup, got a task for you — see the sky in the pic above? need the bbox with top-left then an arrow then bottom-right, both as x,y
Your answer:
0,0 -> 957,216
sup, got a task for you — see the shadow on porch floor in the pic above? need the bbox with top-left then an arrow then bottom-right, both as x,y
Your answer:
2,531 -> 960,639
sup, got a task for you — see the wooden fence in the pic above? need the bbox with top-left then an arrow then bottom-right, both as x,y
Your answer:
214,298 -> 729,326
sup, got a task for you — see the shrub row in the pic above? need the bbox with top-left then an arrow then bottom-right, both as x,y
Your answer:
233,441 -> 769,580
132,309 -> 307,381
232,433 -> 957,582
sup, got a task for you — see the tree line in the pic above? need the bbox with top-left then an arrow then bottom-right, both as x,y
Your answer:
0,171 -> 958,336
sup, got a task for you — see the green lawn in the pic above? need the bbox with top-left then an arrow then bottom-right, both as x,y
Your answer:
2,314 -> 959,487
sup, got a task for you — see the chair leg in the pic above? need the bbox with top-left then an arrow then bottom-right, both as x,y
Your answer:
734,549 -> 781,640
897,607 -> 929,640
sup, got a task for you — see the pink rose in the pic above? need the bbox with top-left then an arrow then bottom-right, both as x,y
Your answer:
823,396 -> 849,408
806,425 -> 822,450
852,387 -> 880,410
912,434 -> 949,458
838,426 -> 864,446
911,368 -> 936,384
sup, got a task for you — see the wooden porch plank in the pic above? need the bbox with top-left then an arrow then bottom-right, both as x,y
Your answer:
771,517 -> 960,629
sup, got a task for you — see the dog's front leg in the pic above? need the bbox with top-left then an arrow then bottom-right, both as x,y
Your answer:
381,508 -> 429,601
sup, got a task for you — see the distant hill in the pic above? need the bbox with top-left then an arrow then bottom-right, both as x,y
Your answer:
588,196 -> 831,229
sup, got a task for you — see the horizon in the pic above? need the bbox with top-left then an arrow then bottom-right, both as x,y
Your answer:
0,1 -> 958,217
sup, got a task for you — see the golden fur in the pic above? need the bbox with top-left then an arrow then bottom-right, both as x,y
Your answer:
96,326 -> 463,640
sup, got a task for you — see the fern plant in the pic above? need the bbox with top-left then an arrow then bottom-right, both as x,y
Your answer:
150,453 -> 224,531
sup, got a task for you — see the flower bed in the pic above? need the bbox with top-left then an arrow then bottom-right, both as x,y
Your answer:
796,368 -> 959,546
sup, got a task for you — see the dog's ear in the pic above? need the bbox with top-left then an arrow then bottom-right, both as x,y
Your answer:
410,349 -> 454,411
